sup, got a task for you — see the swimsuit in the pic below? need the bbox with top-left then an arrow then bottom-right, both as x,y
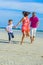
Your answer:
22,17 -> 30,33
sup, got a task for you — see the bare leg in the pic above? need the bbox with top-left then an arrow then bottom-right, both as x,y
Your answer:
26,32 -> 31,41
21,33 -> 25,45
26,32 -> 30,37
33,36 -> 35,40
26,32 -> 32,44
30,36 -> 35,43
31,37 -> 33,43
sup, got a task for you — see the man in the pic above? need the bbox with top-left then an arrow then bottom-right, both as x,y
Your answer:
30,12 -> 39,43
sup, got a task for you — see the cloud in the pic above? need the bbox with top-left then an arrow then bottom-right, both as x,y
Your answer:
0,1 -> 43,14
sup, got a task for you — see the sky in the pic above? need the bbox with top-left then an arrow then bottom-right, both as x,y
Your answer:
0,0 -> 43,14
0,0 -> 43,3
0,1 -> 43,14
0,0 -> 43,30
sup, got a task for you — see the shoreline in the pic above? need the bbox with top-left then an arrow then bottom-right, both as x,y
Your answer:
0,27 -> 43,32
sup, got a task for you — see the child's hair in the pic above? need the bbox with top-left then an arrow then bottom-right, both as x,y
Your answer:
22,11 -> 31,17
8,19 -> 13,23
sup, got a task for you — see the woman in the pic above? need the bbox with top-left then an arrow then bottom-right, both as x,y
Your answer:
16,11 -> 31,44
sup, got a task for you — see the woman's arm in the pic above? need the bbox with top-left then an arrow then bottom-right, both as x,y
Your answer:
16,18 -> 23,27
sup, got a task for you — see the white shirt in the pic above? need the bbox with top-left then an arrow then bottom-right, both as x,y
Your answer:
6,24 -> 13,33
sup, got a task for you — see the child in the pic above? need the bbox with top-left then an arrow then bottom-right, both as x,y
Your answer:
15,11 -> 31,44
30,12 -> 39,43
6,19 -> 14,43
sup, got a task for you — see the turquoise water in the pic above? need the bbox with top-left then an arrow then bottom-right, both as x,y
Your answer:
0,9 -> 43,31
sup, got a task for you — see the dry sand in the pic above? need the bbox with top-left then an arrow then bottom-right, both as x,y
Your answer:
0,29 -> 43,65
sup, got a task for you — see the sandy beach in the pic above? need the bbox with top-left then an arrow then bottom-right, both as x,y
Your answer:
0,29 -> 43,65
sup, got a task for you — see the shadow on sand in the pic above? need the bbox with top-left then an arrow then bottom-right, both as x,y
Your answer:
0,39 -> 30,44
0,39 -> 20,44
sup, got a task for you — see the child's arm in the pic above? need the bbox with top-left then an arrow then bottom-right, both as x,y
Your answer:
5,28 -> 9,32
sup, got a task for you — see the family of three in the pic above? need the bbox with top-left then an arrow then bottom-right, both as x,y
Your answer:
6,11 -> 39,44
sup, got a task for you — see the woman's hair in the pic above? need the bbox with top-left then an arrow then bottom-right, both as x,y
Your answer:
22,11 -> 31,17
8,19 -> 13,23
